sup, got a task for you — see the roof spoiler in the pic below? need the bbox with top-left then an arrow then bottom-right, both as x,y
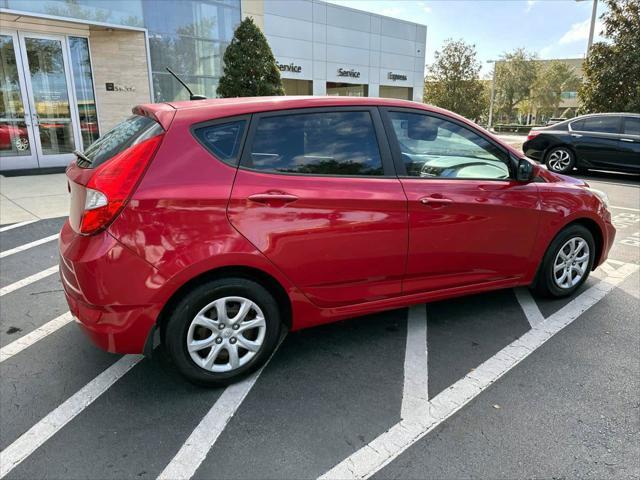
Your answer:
132,103 -> 177,131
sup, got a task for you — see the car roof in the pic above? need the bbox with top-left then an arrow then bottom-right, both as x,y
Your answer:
163,95 -> 424,111
135,95 -> 477,131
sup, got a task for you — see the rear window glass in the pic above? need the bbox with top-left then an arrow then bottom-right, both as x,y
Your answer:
624,117 -> 640,136
578,116 -> 621,134
246,111 -> 383,176
193,120 -> 247,166
80,115 -> 163,168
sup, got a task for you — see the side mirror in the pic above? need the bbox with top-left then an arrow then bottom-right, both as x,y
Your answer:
516,157 -> 534,182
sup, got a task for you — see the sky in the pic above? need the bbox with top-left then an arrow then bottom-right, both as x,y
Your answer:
326,0 -> 608,77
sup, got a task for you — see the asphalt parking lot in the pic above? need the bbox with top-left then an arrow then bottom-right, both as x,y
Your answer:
0,171 -> 638,480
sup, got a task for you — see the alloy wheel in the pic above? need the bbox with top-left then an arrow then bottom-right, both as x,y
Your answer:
547,149 -> 572,172
186,296 -> 266,373
553,237 -> 590,289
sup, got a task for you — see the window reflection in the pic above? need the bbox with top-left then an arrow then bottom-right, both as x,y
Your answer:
0,34 -> 32,157
69,37 -> 99,149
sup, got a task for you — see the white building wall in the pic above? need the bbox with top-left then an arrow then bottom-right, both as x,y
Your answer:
261,0 -> 426,102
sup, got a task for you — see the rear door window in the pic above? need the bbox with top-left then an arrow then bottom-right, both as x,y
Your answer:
193,120 -> 247,166
245,111 -> 384,176
623,117 -> 640,136
81,115 -> 163,168
578,116 -> 621,134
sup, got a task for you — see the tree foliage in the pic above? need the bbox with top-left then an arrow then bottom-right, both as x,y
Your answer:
493,48 -> 539,122
217,17 -> 284,98
531,61 -> 580,118
423,39 -> 487,121
579,0 -> 640,113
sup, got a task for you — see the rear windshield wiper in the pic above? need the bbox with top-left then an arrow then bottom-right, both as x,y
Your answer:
74,149 -> 92,166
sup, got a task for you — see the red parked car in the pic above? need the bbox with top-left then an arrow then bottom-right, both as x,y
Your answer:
60,97 -> 615,386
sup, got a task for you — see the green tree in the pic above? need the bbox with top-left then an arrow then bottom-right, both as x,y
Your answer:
217,17 -> 284,98
493,48 -> 539,123
579,0 -> 640,113
423,39 -> 486,121
531,61 -> 581,119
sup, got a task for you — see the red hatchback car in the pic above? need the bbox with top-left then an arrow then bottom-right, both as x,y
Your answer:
60,96 -> 615,385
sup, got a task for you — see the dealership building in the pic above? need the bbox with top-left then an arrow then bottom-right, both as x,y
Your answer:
0,0 -> 426,172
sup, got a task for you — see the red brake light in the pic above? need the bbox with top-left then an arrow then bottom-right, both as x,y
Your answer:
80,134 -> 163,234
527,130 -> 541,141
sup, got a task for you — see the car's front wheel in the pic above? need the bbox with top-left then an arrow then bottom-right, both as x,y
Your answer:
545,146 -> 575,174
534,224 -> 595,298
165,277 -> 282,386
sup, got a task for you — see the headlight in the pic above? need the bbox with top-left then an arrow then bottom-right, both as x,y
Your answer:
586,187 -> 610,209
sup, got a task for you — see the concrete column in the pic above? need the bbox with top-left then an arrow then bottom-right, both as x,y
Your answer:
313,80 -> 326,96
368,83 -> 380,97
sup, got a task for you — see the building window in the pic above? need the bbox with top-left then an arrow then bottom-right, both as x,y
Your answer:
5,0 -> 144,26
326,82 -> 369,97
142,0 -> 241,102
69,37 -> 99,149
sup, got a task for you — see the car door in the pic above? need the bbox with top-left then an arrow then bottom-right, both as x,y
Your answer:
380,108 -> 541,294
619,116 -> 640,173
570,115 -> 623,169
227,107 -> 408,308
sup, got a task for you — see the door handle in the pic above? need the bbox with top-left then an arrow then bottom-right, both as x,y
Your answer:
419,197 -> 453,206
620,138 -> 635,143
571,133 -> 583,138
248,192 -> 298,205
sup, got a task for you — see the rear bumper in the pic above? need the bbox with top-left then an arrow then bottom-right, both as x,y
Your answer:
59,221 -> 165,354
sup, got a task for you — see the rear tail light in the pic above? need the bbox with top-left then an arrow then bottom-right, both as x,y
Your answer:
78,134 -> 163,235
527,130 -> 541,141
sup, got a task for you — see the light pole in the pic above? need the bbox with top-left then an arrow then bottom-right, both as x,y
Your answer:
587,0 -> 598,51
487,60 -> 496,130
576,0 -> 598,54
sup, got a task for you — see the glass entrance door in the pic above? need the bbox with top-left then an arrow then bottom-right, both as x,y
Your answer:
0,31 -> 38,170
0,30 -> 81,170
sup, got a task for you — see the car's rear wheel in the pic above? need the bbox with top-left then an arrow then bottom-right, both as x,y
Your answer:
165,278 -> 282,386
545,146 -> 575,174
534,224 -> 595,298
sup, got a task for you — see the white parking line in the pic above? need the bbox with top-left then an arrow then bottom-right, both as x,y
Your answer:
0,234 -> 58,259
0,312 -> 73,363
610,205 -> 640,212
401,304 -> 429,419
0,354 -> 143,479
0,220 -> 37,233
0,265 -> 59,297
513,287 -> 545,327
157,336 -> 285,480
319,261 -> 638,480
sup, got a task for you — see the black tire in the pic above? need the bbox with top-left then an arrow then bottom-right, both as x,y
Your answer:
165,277 -> 282,387
545,146 -> 575,174
533,224 -> 595,298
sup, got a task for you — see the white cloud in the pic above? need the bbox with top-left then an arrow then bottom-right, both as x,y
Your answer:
525,0 -> 537,13
559,18 -> 604,45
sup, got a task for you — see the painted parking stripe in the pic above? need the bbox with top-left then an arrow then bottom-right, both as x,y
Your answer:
0,220 -> 37,233
0,265 -> 59,297
401,304 -> 429,419
319,261 -> 639,480
0,354 -> 142,479
0,312 -> 73,363
610,205 -> 640,212
157,336 -> 285,480
513,287 -> 545,327
0,234 -> 58,259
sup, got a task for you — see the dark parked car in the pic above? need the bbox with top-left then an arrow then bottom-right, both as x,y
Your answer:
523,113 -> 640,174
